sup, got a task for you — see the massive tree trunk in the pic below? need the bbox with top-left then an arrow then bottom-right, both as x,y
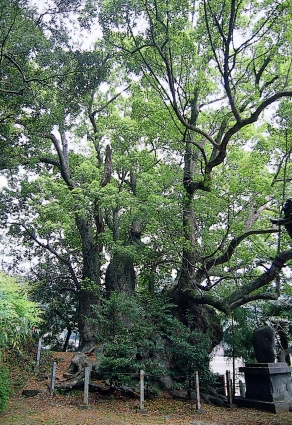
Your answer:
75,215 -> 101,350
40,131 -> 106,351
105,251 -> 136,297
171,130 -> 223,349
105,228 -> 143,297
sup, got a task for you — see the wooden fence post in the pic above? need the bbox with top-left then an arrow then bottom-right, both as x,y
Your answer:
194,370 -> 204,413
50,362 -> 57,396
226,370 -> 233,405
137,370 -> 148,413
223,373 -> 227,396
35,338 -> 42,371
84,367 -> 90,405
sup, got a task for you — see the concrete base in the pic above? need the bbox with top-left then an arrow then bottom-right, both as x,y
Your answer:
239,363 -> 292,401
137,409 -> 148,414
236,362 -> 292,413
234,396 -> 292,413
78,404 -> 92,410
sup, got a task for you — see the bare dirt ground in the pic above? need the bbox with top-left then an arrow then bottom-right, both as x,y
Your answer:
1,351 -> 292,425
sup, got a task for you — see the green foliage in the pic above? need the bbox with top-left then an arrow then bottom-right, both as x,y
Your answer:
166,323 -> 215,387
0,272 -> 42,354
222,308 -> 258,363
2,0 -> 292,371
95,292 -> 214,387
261,295 -> 292,355
0,365 -> 10,413
223,297 -> 292,364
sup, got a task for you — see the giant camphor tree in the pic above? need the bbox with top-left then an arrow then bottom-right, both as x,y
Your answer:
2,0 -> 292,363
99,0 -> 292,313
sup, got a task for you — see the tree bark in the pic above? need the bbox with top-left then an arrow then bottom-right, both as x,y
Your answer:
63,327 -> 72,352
105,222 -> 143,297
75,215 -> 101,350
172,135 -> 223,348
105,251 -> 136,297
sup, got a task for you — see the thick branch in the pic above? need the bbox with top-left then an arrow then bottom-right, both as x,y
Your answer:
244,198 -> 271,232
209,91 -> 292,169
240,247 -> 292,287
185,270 -> 279,315
229,292 -> 279,310
101,145 -> 112,187
186,248 -> 292,314
199,228 -> 278,277
40,133 -> 77,189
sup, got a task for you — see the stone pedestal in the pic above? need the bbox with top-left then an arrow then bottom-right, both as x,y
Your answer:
234,363 -> 292,413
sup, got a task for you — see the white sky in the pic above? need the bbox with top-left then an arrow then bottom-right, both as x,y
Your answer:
0,176 -> 7,188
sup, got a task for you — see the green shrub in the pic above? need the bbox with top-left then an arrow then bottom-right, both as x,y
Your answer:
94,292 -> 215,388
0,365 -> 10,413
0,272 -> 42,354
0,272 -> 41,413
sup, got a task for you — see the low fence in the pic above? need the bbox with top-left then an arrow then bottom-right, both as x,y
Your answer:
215,369 -> 245,399
47,361 -> 235,413
36,338 -> 237,411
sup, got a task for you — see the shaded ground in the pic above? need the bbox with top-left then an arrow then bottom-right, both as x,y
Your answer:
2,393 -> 292,425
2,351 -> 292,424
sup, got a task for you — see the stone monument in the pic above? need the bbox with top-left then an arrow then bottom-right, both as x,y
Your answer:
252,326 -> 276,363
234,326 -> 292,413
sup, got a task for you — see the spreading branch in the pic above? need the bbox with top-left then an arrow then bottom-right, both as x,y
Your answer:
199,228 -> 278,278
186,248 -> 292,314
40,132 -> 77,190
208,91 -> 292,170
